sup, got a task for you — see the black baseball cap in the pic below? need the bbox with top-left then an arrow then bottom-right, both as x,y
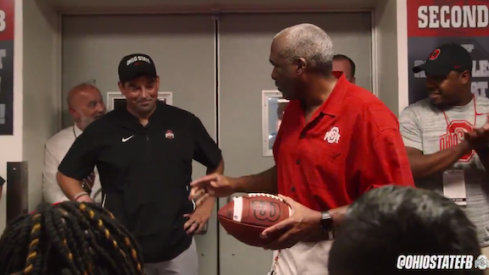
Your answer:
412,43 -> 472,76
118,53 -> 157,83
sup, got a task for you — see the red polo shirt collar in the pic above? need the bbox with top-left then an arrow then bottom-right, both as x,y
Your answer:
319,72 -> 348,116
288,71 -> 348,119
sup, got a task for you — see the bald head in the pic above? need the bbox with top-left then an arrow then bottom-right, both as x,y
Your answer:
67,83 -> 106,130
273,23 -> 334,72
68,83 -> 99,108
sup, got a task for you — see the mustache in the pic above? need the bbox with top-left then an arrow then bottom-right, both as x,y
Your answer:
137,100 -> 152,104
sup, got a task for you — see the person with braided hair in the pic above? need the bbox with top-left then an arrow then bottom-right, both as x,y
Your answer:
0,201 -> 144,275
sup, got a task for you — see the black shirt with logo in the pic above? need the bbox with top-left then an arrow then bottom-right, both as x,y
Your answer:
58,101 -> 222,263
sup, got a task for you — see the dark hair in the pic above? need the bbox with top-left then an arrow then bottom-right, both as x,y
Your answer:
333,54 -> 356,77
329,185 -> 482,275
0,202 -> 144,275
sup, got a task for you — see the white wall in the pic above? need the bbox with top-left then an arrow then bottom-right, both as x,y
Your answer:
396,0 -> 409,114
374,0 -> 408,117
375,0 -> 399,115
22,0 -> 59,211
0,0 -> 58,232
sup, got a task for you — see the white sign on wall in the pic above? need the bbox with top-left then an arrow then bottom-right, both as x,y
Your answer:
262,90 -> 289,157
106,91 -> 173,111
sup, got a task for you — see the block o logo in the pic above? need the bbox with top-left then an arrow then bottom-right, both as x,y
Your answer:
429,49 -> 441,60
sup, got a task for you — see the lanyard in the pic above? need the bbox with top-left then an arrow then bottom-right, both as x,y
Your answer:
72,125 -> 79,138
442,95 -> 479,131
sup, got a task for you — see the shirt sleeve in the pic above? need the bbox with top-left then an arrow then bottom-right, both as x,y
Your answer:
359,128 -> 415,194
58,127 -> 99,181
399,107 -> 423,151
42,142 -> 70,203
191,115 -> 222,170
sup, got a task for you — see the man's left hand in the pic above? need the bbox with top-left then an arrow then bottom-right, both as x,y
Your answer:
465,114 -> 489,149
184,197 -> 214,234
261,195 -> 322,250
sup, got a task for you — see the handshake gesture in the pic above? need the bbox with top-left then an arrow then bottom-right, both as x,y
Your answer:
463,113 -> 489,151
189,174 -> 235,205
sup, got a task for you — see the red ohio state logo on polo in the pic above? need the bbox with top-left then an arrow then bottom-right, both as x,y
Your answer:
439,120 -> 474,162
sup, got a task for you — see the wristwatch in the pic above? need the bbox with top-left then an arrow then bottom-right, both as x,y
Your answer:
320,211 -> 335,239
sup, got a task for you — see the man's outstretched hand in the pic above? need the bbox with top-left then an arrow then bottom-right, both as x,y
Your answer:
189,173 -> 236,206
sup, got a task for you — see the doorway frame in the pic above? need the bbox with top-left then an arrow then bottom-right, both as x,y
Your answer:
55,8 -> 379,132
55,8 -> 378,275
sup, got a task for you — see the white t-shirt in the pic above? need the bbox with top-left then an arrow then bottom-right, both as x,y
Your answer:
399,96 -> 489,247
42,125 -> 102,203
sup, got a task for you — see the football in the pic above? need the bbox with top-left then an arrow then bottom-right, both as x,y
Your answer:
218,193 -> 292,247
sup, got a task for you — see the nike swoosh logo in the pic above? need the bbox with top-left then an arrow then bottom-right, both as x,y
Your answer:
122,135 -> 134,142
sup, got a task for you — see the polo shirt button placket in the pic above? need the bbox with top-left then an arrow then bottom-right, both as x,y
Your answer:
290,186 -> 296,192
296,159 -> 301,165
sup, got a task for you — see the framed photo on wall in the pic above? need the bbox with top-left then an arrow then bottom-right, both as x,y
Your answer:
262,90 -> 289,157
106,91 -> 173,111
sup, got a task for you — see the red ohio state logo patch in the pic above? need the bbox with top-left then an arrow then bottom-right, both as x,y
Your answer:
429,49 -> 441,60
439,120 -> 473,162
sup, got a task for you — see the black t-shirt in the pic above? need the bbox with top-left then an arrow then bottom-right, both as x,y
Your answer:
58,101 -> 222,263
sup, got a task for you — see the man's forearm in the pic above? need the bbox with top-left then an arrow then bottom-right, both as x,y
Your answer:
232,166 -> 278,194
409,142 -> 470,179
200,195 -> 216,209
207,159 -> 224,175
56,171 -> 88,201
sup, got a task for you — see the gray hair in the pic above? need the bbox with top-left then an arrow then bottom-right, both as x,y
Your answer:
274,23 -> 334,71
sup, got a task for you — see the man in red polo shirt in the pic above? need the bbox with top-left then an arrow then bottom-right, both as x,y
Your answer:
190,23 -> 414,275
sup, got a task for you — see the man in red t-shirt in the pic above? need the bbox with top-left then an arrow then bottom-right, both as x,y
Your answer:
190,23 -> 414,275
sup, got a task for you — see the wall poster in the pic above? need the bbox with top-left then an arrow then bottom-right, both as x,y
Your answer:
0,0 -> 14,135
106,91 -> 173,111
262,90 -> 288,157
407,0 -> 489,105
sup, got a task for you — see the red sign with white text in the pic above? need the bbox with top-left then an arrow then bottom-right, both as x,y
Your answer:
0,0 -> 14,41
407,0 -> 489,37
407,0 -> 489,105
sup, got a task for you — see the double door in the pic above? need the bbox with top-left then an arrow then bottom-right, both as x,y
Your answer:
62,12 -> 372,275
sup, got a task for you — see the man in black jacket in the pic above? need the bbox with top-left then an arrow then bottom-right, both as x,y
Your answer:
56,53 -> 223,275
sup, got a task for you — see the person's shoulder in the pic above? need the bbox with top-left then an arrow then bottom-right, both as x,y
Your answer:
344,84 -> 392,115
45,126 -> 73,147
81,114 -> 114,136
157,103 -> 202,123
162,103 -> 195,117
402,98 -> 433,114
344,84 -> 398,131
476,95 -> 489,109
344,84 -> 383,107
